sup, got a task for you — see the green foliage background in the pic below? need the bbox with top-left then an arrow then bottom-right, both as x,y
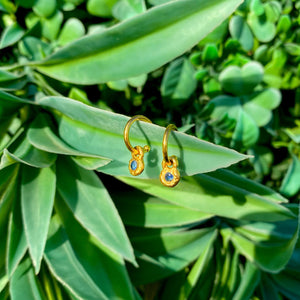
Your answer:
0,0 -> 300,299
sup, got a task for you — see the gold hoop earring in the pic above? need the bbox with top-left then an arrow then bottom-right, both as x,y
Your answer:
124,115 -> 152,176
160,124 -> 180,187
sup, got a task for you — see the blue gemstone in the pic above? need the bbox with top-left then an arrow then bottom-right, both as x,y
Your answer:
165,172 -> 174,182
131,160 -> 137,171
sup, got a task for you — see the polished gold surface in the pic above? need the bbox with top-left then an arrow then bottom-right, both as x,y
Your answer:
160,124 -> 180,187
124,115 -> 152,176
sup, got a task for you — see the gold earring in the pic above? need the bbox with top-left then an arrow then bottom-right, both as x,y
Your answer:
124,115 -> 152,176
160,124 -> 180,187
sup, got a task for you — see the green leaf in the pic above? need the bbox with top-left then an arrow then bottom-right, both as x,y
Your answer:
0,135 -> 57,169
128,227 -> 217,285
6,189 -> 27,277
161,57 -> 197,106
259,274 -> 281,300
45,215 -> 136,300
247,11 -> 276,42
38,96 -> 248,178
232,260 -> 260,300
87,0 -> 119,17
112,189 -> 212,227
41,10 -> 63,41
57,18 -> 85,46
231,109 -> 259,149
202,43 -> 219,63
10,257 -> 46,300
21,165 -> 56,273
27,114 -> 112,169
279,155 -> 300,197
35,0 -> 243,84
33,0 -> 56,18
119,172 -> 295,222
56,157 -> 135,264
0,23 -> 25,49
113,0 -> 146,21
249,0 -> 264,16
219,62 -> 264,96
0,90 -> 31,119
248,146 -> 273,177
178,236 -> 214,299
229,15 -> 254,51
224,217 -> 299,272
284,43 -> 300,56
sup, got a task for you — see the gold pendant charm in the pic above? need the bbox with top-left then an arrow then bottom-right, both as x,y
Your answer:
129,145 -> 149,176
160,155 -> 180,187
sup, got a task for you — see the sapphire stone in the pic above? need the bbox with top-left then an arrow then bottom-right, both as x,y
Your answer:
165,172 -> 174,181
131,160 -> 137,171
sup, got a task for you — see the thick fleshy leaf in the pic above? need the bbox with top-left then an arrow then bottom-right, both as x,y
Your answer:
37,96 -> 248,178
21,165 -> 56,273
57,18 -> 85,46
119,172 -> 296,222
219,62 -> 264,96
10,257 -> 46,300
0,23 -> 25,49
56,157 -> 135,264
112,189 -> 212,227
279,154 -> 300,197
128,227 -> 217,285
45,215 -> 135,300
6,189 -> 27,277
113,0 -> 146,21
35,0 -> 243,84
161,57 -> 197,105
33,0 -> 56,17
229,15 -> 253,51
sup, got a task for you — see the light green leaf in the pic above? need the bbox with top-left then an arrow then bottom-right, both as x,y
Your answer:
56,157 -> 135,264
7,190 -> 27,277
119,172 -> 296,222
87,0 -> 119,17
232,260 -> 260,300
41,10 -> 63,41
112,189 -> 212,227
21,165 -> 56,273
10,257 -> 46,300
57,18 -> 85,46
0,23 -> 25,49
280,155 -> 300,197
45,215 -> 135,300
178,236 -> 214,299
38,96 -> 248,178
113,0 -> 146,21
247,11 -> 276,42
229,15 -> 253,51
33,0 -> 56,18
35,0 -> 243,84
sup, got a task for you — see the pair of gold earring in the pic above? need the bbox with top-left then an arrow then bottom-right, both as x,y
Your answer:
123,115 -> 180,187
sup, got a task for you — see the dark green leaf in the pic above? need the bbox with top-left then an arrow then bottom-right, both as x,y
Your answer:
56,157 -> 135,264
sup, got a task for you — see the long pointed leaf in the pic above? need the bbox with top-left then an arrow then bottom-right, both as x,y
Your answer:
35,0 -> 243,84
21,165 -> 56,273
36,96 -> 248,178
56,157 -> 135,264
